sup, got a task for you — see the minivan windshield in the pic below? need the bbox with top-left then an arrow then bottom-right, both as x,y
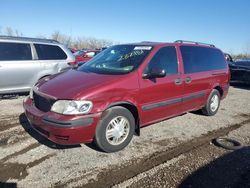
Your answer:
78,45 -> 153,74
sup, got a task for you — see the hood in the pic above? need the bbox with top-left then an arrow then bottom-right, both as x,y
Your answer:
37,70 -> 125,99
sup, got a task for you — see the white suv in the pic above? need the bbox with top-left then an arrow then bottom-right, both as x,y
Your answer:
0,36 -> 75,94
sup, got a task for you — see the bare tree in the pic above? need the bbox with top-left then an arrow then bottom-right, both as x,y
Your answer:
36,34 -> 47,39
14,29 -> 23,37
50,31 -> 114,49
1,26 -> 23,36
244,41 -> 250,55
51,31 -> 73,47
1,27 -> 114,49
51,31 -> 60,41
5,27 -> 14,36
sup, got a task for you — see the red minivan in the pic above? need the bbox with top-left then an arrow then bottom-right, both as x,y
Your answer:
23,40 -> 230,152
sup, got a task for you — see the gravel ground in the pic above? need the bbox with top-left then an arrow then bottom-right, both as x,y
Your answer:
0,85 -> 249,187
115,122 -> 250,188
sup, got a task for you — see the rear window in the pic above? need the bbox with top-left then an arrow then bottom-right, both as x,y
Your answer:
34,44 -> 67,60
180,46 -> 226,74
0,42 -> 32,61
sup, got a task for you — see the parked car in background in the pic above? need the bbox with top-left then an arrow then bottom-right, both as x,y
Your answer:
69,48 -> 78,53
24,40 -> 229,152
73,50 -> 100,63
0,36 -> 75,95
76,61 -> 87,67
229,59 -> 250,84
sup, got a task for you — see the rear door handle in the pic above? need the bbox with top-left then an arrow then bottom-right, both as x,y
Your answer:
185,77 -> 192,84
175,78 -> 182,85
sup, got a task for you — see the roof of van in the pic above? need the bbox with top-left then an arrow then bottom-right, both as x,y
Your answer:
125,40 -> 216,48
0,36 -> 59,44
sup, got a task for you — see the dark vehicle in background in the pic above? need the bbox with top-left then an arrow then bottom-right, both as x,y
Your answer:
73,50 -> 100,63
24,40 -> 229,152
229,60 -> 250,84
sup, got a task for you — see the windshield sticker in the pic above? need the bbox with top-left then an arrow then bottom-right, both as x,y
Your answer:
118,50 -> 144,61
134,46 -> 152,50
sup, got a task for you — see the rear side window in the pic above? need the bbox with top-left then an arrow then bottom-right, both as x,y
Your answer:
0,42 -> 32,61
34,44 -> 67,60
146,46 -> 178,75
180,46 -> 226,74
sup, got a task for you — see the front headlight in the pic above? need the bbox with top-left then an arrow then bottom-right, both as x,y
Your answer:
51,100 -> 93,115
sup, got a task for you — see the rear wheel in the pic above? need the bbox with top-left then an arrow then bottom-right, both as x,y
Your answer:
94,106 -> 135,153
202,89 -> 221,116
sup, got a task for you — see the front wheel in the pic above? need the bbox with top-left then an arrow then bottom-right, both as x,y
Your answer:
202,89 -> 221,116
94,106 -> 135,153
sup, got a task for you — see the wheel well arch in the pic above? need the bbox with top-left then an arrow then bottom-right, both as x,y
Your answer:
214,86 -> 223,97
39,74 -> 51,80
107,102 -> 140,136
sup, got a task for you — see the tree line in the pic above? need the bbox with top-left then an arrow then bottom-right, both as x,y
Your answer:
0,27 -> 114,50
0,26 -> 249,58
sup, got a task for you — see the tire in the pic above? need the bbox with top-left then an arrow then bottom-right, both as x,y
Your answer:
202,89 -> 221,116
94,106 -> 135,153
213,137 -> 243,150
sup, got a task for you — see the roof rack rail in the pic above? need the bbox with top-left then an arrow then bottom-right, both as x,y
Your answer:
141,41 -> 154,43
174,40 -> 215,47
0,36 -> 59,44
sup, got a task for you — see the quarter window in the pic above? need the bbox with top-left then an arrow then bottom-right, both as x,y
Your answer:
146,46 -> 178,75
0,42 -> 32,61
180,46 -> 226,74
34,44 -> 67,60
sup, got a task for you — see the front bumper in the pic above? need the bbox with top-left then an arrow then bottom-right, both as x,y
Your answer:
23,97 -> 101,145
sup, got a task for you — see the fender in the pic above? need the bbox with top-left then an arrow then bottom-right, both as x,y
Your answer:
105,100 -> 141,136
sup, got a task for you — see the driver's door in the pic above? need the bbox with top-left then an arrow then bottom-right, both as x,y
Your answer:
138,46 -> 183,126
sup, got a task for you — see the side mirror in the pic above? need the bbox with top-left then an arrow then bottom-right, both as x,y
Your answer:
142,68 -> 166,79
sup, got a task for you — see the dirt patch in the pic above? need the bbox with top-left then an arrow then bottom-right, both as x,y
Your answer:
0,143 -> 40,163
128,143 -> 249,188
56,117 -> 250,188
0,129 -> 28,147
238,113 -> 250,118
0,154 -> 55,181
0,115 -> 21,132
0,123 -> 20,132
0,163 -> 28,181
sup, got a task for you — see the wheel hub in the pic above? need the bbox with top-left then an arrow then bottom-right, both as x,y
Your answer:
105,116 -> 130,145
113,124 -> 125,138
210,95 -> 219,112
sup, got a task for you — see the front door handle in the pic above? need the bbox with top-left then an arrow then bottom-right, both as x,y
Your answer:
175,78 -> 182,85
185,77 -> 192,84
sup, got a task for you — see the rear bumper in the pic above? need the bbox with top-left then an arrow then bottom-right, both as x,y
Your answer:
23,97 -> 101,145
